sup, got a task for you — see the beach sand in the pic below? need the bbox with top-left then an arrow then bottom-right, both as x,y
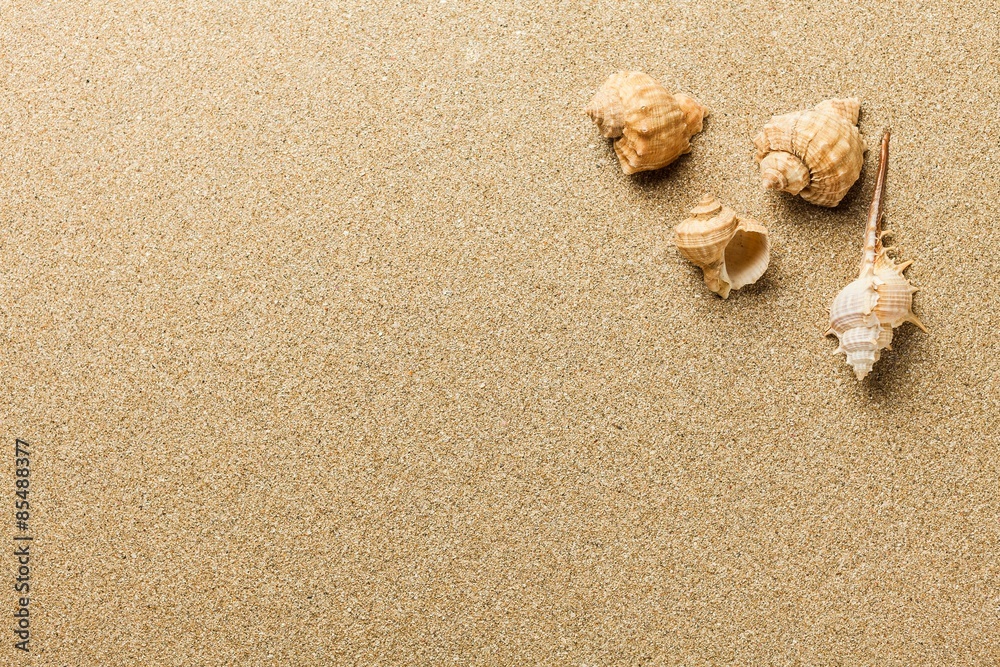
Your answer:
1,0 -> 998,664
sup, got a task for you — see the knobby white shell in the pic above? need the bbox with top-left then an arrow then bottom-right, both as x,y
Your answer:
585,71 -> 707,175
826,130 -> 926,380
753,97 -> 868,207
674,195 -> 770,299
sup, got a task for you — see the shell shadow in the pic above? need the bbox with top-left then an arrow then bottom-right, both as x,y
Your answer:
864,324 -> 924,399
728,265 -> 779,301
761,148 -> 871,241
834,175 -> 868,213
625,152 -> 698,190
631,114 -> 712,190
774,191 -> 860,231
594,114 -> 711,191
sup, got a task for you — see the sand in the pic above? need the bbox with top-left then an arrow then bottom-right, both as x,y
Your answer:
1,0 -> 999,664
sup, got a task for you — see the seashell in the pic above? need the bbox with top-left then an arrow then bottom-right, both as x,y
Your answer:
826,130 -> 926,380
585,71 -> 707,175
753,97 -> 868,207
674,195 -> 770,299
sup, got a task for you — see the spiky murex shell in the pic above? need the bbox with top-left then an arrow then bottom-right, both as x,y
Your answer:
828,250 -> 926,380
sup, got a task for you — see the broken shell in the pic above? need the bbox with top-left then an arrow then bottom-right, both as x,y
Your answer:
827,130 -> 926,380
674,195 -> 770,299
753,97 -> 867,207
585,71 -> 707,175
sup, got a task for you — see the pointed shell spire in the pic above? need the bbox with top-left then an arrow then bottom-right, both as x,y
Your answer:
586,71 -> 708,175
674,195 -> 770,299
826,130 -> 927,380
753,97 -> 868,207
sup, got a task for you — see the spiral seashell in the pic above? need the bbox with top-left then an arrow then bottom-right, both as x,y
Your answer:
674,195 -> 770,299
585,71 -> 707,175
753,97 -> 867,207
826,130 -> 926,380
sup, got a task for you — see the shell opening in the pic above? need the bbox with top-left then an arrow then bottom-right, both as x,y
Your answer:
724,222 -> 770,291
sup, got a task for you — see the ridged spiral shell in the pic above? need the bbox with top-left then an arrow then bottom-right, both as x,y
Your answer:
827,130 -> 926,380
586,71 -> 707,175
674,195 -> 770,299
753,97 -> 868,207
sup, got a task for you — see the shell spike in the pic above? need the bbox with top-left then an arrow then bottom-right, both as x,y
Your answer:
908,314 -> 928,333
859,130 -> 891,276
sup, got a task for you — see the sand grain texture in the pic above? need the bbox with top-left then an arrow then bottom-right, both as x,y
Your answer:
1,0 -> 999,665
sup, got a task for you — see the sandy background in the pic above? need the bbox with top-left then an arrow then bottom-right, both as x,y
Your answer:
1,0 -> 999,664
